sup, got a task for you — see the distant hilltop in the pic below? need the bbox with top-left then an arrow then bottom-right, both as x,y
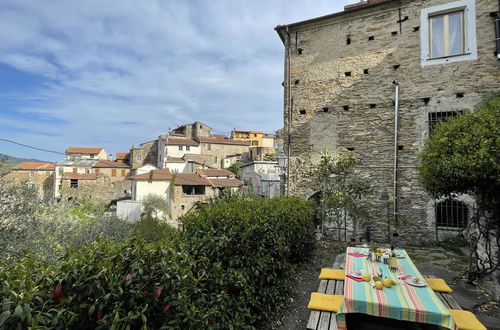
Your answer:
0,153 -> 49,164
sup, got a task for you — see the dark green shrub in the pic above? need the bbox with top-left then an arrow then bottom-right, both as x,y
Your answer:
180,196 -> 316,326
0,196 -> 315,329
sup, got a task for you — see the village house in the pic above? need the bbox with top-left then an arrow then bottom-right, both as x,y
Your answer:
231,130 -> 276,161
129,121 -> 251,170
275,0 -> 499,243
1,162 -> 55,198
54,147 -> 131,200
240,161 -> 282,198
115,152 -> 129,163
122,167 -> 243,222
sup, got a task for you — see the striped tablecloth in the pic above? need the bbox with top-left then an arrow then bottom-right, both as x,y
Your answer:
336,247 -> 456,330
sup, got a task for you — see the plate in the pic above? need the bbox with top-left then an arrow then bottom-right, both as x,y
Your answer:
405,277 -> 427,287
396,253 -> 405,259
349,272 -> 363,278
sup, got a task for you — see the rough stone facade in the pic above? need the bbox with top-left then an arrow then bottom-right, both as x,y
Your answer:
1,168 -> 54,199
276,0 -> 500,243
129,140 -> 158,168
60,174 -> 131,202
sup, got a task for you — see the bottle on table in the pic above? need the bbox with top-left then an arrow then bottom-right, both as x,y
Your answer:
389,245 -> 398,272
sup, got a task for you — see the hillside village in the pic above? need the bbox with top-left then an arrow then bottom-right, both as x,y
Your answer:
1,121 -> 284,222
0,0 -> 499,329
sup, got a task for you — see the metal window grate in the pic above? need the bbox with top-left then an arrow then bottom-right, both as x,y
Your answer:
435,199 -> 468,228
428,111 -> 462,135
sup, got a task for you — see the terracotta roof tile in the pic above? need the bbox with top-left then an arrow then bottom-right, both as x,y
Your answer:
13,162 -> 55,170
165,138 -> 199,146
166,157 -> 186,163
66,147 -> 104,154
93,160 -> 130,168
62,173 -> 97,180
209,178 -> 244,188
197,168 -> 235,177
174,173 -> 212,186
116,152 -> 128,159
198,136 -> 250,146
129,168 -> 172,180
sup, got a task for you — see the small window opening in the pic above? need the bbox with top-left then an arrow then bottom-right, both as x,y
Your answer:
423,97 -> 430,105
346,37 -> 351,45
413,26 -> 420,32
435,198 -> 468,228
363,69 -> 369,74
369,104 -> 377,108
297,48 -> 303,54
428,110 -> 463,135
456,92 -> 464,98
299,109 -> 306,115
346,147 -> 355,151
343,105 -> 349,111
391,31 -> 398,36
393,64 -> 400,70
181,205 -> 185,211
322,107 -> 329,113
368,36 -> 375,41
344,71 -> 351,77
398,145 -> 404,150
294,79 -> 300,85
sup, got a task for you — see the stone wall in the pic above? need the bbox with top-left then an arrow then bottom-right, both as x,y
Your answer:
61,175 -> 130,202
170,185 -> 217,220
280,0 -> 500,242
1,170 -> 54,199
200,143 -> 250,168
129,140 -> 158,168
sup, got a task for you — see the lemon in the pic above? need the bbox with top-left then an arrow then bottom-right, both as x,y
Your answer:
383,278 -> 392,288
375,281 -> 384,290
362,273 -> 371,282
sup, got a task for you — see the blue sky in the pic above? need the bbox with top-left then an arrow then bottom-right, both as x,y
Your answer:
0,0 -> 353,162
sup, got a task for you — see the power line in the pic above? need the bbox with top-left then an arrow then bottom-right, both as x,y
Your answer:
0,138 -> 65,155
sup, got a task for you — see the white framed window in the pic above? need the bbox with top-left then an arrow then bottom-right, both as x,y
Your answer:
186,146 -> 190,151
178,146 -> 183,151
420,0 -> 477,66
136,154 -> 142,161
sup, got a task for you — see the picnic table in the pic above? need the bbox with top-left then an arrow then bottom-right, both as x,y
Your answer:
336,247 -> 456,330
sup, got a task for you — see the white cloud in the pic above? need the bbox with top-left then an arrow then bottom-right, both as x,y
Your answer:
0,0 -> 353,161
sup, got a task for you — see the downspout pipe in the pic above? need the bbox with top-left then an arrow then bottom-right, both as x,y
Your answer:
285,26 -> 292,195
494,9 -> 500,59
393,81 -> 399,226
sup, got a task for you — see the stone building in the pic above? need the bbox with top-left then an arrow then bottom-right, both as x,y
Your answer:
55,148 -> 131,200
275,0 -> 500,242
65,147 -> 107,161
130,121 -> 251,170
1,162 -> 55,198
240,161 -> 282,198
128,167 -> 243,221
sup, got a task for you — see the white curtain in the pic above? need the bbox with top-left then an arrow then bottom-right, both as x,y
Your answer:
447,12 -> 462,55
431,16 -> 444,58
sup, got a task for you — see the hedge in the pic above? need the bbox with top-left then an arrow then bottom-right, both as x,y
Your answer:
0,196 -> 315,329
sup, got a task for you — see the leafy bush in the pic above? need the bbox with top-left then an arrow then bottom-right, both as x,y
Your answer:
180,196 -> 316,326
0,196 -> 315,329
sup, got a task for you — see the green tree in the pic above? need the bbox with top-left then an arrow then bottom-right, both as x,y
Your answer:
141,193 -> 169,220
227,161 -> 243,179
274,128 -> 284,140
419,93 -> 500,280
308,150 -> 374,241
263,152 -> 277,161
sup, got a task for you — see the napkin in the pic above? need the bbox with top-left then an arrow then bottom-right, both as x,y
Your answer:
398,275 -> 411,280
348,253 -> 366,257
346,275 -> 364,282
